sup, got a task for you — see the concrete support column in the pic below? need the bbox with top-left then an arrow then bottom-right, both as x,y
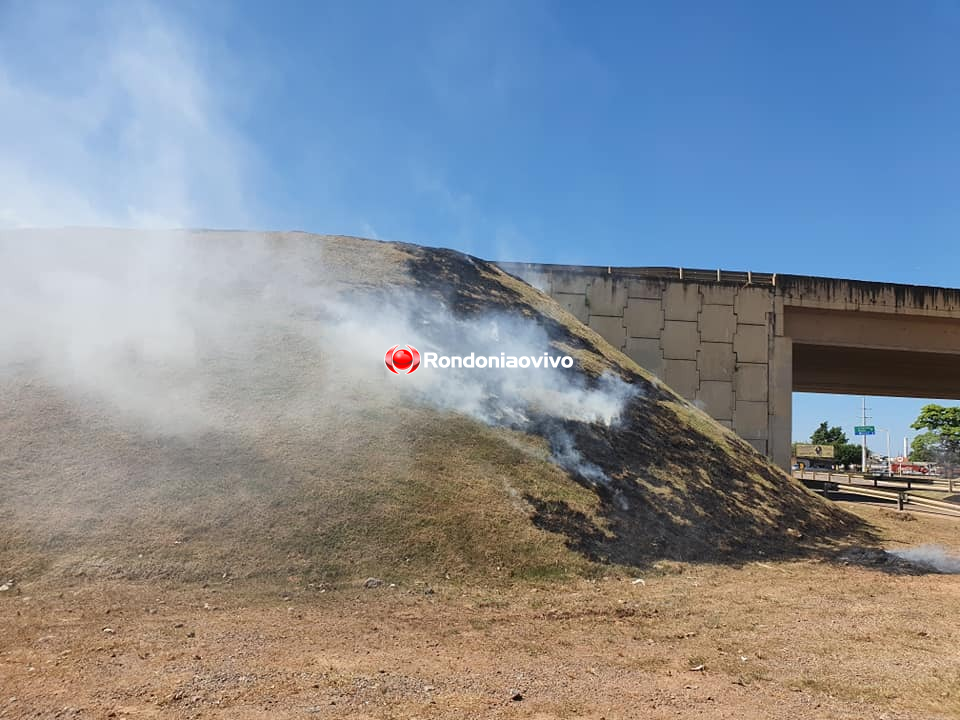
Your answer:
768,336 -> 793,470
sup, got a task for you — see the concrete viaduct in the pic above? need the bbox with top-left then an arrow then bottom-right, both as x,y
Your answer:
498,263 -> 960,470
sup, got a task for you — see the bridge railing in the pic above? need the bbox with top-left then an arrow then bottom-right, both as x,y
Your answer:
675,268 -> 777,286
588,267 -> 779,286
503,263 -> 779,286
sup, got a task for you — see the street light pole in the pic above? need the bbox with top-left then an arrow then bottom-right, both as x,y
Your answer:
878,428 -> 891,475
861,397 -> 870,472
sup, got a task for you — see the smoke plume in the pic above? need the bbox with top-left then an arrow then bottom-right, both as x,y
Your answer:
0,1 -> 638,489
1,231 -> 637,490
888,545 -> 960,574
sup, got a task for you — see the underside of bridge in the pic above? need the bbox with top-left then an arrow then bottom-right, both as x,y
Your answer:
793,344 -> 960,399
785,306 -> 960,400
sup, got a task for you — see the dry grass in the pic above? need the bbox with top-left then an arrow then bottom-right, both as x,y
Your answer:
1,232 -> 864,588
1,504 -> 958,719
0,377 -> 606,585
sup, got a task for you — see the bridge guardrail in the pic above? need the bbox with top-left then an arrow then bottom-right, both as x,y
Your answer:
796,469 -> 960,517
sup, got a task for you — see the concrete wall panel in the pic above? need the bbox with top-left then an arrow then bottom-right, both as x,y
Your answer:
586,277 -> 627,316
554,292 -> 588,324
700,304 -> 736,343
701,285 -> 736,306
698,342 -> 736,381
663,359 -> 698,399
588,315 -> 626,349
735,287 -> 774,325
697,381 -> 734,420
661,320 -> 699,360
735,363 -> 769,402
625,337 -> 664,376
544,272 -> 593,295
627,278 -> 664,299
663,283 -> 701,321
747,439 -> 768,455
734,324 -> 769,364
624,298 -> 664,338
735,401 -> 769,439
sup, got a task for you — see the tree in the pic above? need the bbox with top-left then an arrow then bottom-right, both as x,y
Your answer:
911,405 -> 960,475
910,432 -> 939,463
811,422 -> 847,446
911,405 -> 960,450
836,442 -> 863,468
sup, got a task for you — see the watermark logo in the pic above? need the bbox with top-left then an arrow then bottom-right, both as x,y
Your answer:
385,345 -> 574,372
385,344 -> 421,374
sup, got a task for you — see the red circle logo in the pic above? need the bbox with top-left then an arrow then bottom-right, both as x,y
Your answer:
393,348 -> 413,370
385,344 -> 421,374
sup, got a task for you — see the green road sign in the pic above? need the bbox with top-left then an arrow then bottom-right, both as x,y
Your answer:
854,425 -> 876,436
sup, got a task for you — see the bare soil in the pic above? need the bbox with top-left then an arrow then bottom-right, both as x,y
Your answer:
3,503 -> 959,720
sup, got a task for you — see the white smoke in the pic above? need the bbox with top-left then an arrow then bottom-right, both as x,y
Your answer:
0,234 -> 305,433
318,289 -> 639,481
322,293 -> 634,422
888,545 -> 960,574
0,2 -> 639,488
0,1 -> 250,229
0,232 -> 639,488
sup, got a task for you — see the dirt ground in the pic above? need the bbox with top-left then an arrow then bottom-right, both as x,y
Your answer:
3,503 -> 960,720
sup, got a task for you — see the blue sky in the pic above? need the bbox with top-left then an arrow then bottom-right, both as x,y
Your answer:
1,0 -> 958,451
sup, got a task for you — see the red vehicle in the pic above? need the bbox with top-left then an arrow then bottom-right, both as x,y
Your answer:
889,458 -> 936,476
